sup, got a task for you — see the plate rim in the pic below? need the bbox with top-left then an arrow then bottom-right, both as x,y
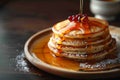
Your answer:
24,26 -> 120,79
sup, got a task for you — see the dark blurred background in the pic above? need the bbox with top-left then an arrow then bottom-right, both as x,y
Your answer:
0,0 -> 90,24
0,0 -> 119,27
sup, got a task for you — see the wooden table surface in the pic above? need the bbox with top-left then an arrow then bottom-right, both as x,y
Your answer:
0,0 -> 120,80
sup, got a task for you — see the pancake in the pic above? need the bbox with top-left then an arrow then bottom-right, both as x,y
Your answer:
47,14 -> 117,71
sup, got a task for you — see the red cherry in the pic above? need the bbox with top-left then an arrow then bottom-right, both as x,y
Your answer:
68,16 -> 73,21
68,14 -> 88,22
81,14 -> 88,23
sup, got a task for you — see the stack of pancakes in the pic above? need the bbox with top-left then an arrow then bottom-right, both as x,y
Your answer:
48,17 -> 116,62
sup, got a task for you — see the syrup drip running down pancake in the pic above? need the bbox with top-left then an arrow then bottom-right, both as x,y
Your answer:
48,14 -> 117,71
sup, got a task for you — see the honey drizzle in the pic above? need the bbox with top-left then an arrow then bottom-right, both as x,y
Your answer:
60,16 -> 91,35
56,16 -> 91,52
55,17 -> 107,54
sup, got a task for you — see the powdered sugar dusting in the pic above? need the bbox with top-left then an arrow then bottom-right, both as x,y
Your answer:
80,34 -> 120,70
15,52 -> 30,72
80,57 -> 120,69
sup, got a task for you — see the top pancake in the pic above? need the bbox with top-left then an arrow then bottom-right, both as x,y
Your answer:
52,17 -> 109,38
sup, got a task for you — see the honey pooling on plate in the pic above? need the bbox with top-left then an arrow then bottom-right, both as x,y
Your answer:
48,14 -> 117,71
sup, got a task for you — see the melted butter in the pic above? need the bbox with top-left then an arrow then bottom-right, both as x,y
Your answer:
30,34 -> 120,71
